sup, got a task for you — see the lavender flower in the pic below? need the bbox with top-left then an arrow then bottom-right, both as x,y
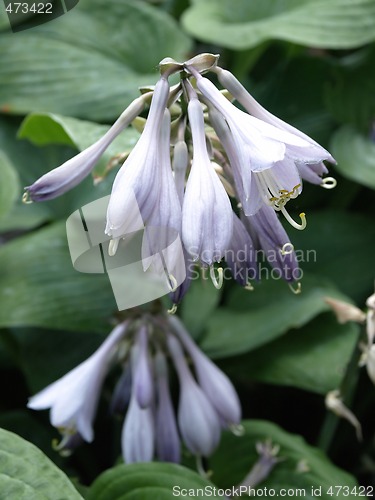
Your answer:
182,87 -> 233,268
213,65 -> 336,186
154,351 -> 180,463
167,334 -> 221,457
122,391 -> 155,463
27,322 -> 128,443
169,315 -> 242,426
23,96 -> 145,202
132,326 -> 153,409
244,204 -> 300,283
190,67 -> 332,228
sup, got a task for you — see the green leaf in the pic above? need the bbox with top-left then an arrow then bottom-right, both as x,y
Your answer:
330,125 -> 375,190
291,211 -> 375,303
222,313 -> 359,394
18,112 -> 140,175
0,0 -> 192,120
0,428 -> 83,499
199,274 -> 347,358
0,151 -> 20,220
0,222 -> 115,333
180,277 -> 222,339
325,49 -> 375,132
182,0 -> 375,50
208,420 -> 358,496
87,462 -> 221,500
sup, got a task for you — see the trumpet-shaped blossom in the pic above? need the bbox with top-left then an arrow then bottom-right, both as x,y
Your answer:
169,315 -> 241,426
182,92 -> 233,266
27,322 -> 128,442
191,67 -> 332,227
167,334 -> 221,457
24,96 -> 145,202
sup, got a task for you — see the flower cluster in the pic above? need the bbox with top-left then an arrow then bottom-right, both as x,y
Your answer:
28,313 -> 241,463
24,53 -> 336,302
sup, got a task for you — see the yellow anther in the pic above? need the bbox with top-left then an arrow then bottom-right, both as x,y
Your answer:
22,191 -> 33,204
244,281 -> 254,291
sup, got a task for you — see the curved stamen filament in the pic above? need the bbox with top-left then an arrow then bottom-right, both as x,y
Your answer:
289,282 -> 302,294
321,177 -> 337,189
244,281 -> 254,291
280,243 -> 294,255
108,238 -> 120,256
210,266 -> 224,289
280,208 -> 307,231
168,303 -> 178,315
167,273 -> 178,293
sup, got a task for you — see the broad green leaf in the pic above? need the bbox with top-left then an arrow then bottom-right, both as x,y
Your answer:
330,125 -> 375,190
12,327 -> 104,392
0,222 -> 115,333
0,151 -> 20,219
87,462 -> 221,500
0,428 -> 83,499
291,211 -> 375,303
18,112 -> 140,175
200,274 -> 347,358
180,277 -> 222,339
222,313 -> 359,394
208,420 -> 358,496
325,49 -> 375,132
182,0 -> 375,50
0,0 -> 192,120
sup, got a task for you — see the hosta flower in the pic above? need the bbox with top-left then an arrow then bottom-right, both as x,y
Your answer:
27,322 -> 128,443
167,334 -> 221,456
169,315 -> 241,426
105,76 -> 176,242
244,204 -> 300,283
189,66 -> 333,228
214,65 -> 336,186
122,391 -> 155,464
225,212 -> 258,287
182,86 -> 233,268
23,96 -> 145,202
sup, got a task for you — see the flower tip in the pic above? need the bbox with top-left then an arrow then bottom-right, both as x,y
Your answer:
22,190 -> 33,204
184,53 -> 220,74
159,57 -> 183,77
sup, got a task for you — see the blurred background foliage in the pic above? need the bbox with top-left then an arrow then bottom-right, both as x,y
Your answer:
0,0 -> 375,497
